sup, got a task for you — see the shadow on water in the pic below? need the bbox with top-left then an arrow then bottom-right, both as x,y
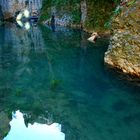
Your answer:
0,24 -> 140,140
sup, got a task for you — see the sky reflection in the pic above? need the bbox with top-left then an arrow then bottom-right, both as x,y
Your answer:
4,111 -> 65,140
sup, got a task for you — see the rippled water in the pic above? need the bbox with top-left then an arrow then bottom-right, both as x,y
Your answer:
0,24 -> 140,140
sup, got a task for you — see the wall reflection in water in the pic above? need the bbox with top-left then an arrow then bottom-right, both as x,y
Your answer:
1,24 -> 137,140
0,23 -> 102,140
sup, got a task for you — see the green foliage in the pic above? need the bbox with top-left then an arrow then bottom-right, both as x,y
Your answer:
15,88 -> 22,97
40,0 -> 121,31
114,6 -> 122,15
112,0 -> 121,4
40,0 -> 81,23
39,0 -> 51,22
104,0 -> 121,29
127,0 -> 136,6
104,21 -> 112,29
104,0 -> 137,29
71,4 -> 81,23
85,0 -> 115,30
50,79 -> 61,90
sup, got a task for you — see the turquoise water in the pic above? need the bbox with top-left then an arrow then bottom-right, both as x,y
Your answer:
0,24 -> 140,140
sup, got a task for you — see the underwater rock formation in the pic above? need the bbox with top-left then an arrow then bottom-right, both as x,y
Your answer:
105,0 -> 140,77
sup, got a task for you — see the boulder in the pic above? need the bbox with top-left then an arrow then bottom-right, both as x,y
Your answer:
104,0 -> 140,77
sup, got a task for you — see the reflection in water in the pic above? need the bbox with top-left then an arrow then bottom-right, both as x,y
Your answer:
51,15 -> 55,32
24,22 -> 31,30
16,20 -> 24,27
51,24 -> 55,32
4,111 -> 65,140
16,21 -> 31,30
16,9 -> 30,30
0,24 -> 140,140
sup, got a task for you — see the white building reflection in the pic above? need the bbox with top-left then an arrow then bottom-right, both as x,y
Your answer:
4,110 -> 65,140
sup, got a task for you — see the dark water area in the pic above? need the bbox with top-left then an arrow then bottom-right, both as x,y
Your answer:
0,24 -> 140,140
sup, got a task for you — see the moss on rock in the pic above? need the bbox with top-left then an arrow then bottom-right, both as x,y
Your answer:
105,0 -> 140,77
40,0 -> 117,32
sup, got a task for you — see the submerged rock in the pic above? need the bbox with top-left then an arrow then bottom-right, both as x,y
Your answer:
105,0 -> 140,78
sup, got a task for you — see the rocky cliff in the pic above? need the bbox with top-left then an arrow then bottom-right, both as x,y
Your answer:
0,0 -> 42,20
104,0 -> 140,77
40,0 -> 115,32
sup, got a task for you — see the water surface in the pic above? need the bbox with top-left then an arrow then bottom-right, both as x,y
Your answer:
0,24 -> 140,140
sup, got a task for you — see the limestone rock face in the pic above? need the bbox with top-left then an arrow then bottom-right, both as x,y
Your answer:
104,0 -> 140,77
0,0 -> 42,19
81,0 -> 87,25
43,0 -> 87,28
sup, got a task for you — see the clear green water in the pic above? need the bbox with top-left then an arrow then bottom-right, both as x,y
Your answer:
0,24 -> 140,140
